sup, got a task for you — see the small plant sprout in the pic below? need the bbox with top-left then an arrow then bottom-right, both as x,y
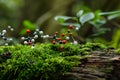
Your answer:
21,29 -> 39,48
0,26 -> 14,46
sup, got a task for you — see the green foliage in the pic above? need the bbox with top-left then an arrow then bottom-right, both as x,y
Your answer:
55,10 -> 120,39
0,42 -> 106,80
0,44 -> 78,80
20,20 -> 36,35
114,49 -> 120,54
111,29 -> 120,48
79,12 -> 95,25
79,42 -> 107,55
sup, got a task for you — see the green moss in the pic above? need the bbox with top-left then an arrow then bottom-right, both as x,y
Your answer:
0,42 -> 106,80
114,49 -> 120,54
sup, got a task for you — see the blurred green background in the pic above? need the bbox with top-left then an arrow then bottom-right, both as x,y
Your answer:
0,0 -> 120,47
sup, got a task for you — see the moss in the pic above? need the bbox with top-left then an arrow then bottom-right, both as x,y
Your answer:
114,49 -> 120,54
0,42 -> 106,80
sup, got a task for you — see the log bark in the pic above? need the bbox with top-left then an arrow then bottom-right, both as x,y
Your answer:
60,49 -> 120,80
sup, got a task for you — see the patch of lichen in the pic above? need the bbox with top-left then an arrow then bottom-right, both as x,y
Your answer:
0,42 -> 106,80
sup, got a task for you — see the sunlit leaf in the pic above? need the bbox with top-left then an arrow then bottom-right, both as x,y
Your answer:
19,28 -> 27,35
23,20 -> 35,30
93,10 -> 101,21
99,10 -> 120,15
111,29 -> 120,48
55,16 -> 71,21
79,12 -> 95,24
61,23 -> 81,28
108,13 -> 120,20
54,16 -> 77,23
57,18 -> 65,23
76,10 -> 84,17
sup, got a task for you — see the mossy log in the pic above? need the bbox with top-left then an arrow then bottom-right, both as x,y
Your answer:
0,43 -> 120,80
61,49 -> 120,80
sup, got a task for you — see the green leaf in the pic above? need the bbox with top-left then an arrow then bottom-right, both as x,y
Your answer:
76,10 -> 84,17
92,28 -> 110,37
111,29 -> 120,48
54,16 -> 77,23
61,23 -> 81,28
57,18 -> 65,23
79,12 -> 95,25
108,13 -> 120,20
93,10 -> 101,21
99,10 -> 120,15
55,16 -> 71,21
20,20 -> 36,35
23,20 -> 35,30
19,28 -> 27,35
89,18 -> 106,28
